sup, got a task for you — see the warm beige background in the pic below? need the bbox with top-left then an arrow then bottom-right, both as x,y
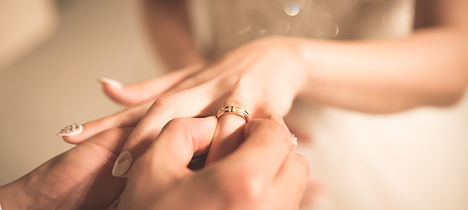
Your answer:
0,0 -> 162,184
0,0 -> 57,69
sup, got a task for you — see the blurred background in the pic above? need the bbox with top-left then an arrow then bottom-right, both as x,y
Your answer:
0,0 -> 162,184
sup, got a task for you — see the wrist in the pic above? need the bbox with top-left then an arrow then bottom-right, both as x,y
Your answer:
275,36 -> 314,97
294,38 -> 329,99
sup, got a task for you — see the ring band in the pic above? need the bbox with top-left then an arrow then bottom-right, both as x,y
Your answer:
216,106 -> 251,123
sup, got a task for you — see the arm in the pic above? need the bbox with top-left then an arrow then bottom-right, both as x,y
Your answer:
297,28 -> 467,113
293,0 -> 468,113
140,0 -> 467,113
143,0 -> 204,70
0,128 -> 132,210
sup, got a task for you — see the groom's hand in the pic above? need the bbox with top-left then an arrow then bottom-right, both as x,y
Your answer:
119,118 -> 310,210
0,128 -> 133,210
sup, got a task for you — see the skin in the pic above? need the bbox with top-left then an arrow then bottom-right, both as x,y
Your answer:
119,118 -> 309,210
0,128 -> 131,210
142,0 -> 205,70
58,0 -> 468,205
0,119 -> 309,210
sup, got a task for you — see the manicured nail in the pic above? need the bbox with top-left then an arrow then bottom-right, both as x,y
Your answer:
57,124 -> 83,136
291,134 -> 298,149
98,77 -> 122,88
112,151 -> 133,177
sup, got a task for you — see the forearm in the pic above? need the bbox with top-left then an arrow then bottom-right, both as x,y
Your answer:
294,27 -> 468,113
143,0 -> 205,70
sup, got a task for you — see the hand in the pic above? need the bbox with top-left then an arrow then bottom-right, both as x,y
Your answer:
118,118 -> 310,210
62,37 -> 308,176
0,128 -> 132,210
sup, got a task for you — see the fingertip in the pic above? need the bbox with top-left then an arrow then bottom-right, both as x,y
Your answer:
98,77 -> 123,88
112,150 -> 133,178
60,129 -> 92,145
99,78 -> 132,105
58,123 -> 97,145
57,123 -> 85,144
197,116 -> 219,139
99,78 -> 145,106
100,84 -> 120,100
61,135 -> 81,144
163,117 -> 218,140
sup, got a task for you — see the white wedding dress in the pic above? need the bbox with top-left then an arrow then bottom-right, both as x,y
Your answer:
189,1 -> 468,209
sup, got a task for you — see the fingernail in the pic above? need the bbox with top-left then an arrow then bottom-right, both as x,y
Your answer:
57,124 -> 83,136
98,77 -> 122,88
112,151 -> 133,177
291,134 -> 298,149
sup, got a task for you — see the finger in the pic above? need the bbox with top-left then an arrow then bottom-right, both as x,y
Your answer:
111,85 -> 221,177
119,118 -> 216,207
127,118 -> 216,196
204,94 -> 255,165
221,119 -> 295,182
69,127 -> 132,207
80,127 -> 133,155
136,117 -> 217,181
300,179 -> 322,208
273,153 -> 310,208
60,102 -> 151,144
204,115 -> 245,165
99,66 -> 201,106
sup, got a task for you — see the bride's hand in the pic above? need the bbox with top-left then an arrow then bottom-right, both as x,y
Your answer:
118,118 -> 309,210
60,37 -> 308,176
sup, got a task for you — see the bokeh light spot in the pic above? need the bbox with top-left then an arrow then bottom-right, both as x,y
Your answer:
284,2 -> 300,17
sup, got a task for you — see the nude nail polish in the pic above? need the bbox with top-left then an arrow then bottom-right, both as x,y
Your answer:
292,134 -> 298,149
112,151 -> 133,177
57,124 -> 83,136
98,77 -> 122,88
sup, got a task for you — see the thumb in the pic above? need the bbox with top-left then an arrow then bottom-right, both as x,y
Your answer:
127,117 -> 217,180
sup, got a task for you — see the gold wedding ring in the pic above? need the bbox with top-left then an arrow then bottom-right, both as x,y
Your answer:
216,106 -> 251,123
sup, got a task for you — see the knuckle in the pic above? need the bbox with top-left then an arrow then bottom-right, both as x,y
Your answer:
223,73 -> 250,93
208,169 -> 264,209
228,170 -> 264,201
232,75 -> 249,90
204,170 -> 236,198
151,95 -> 173,110
291,153 -> 310,177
